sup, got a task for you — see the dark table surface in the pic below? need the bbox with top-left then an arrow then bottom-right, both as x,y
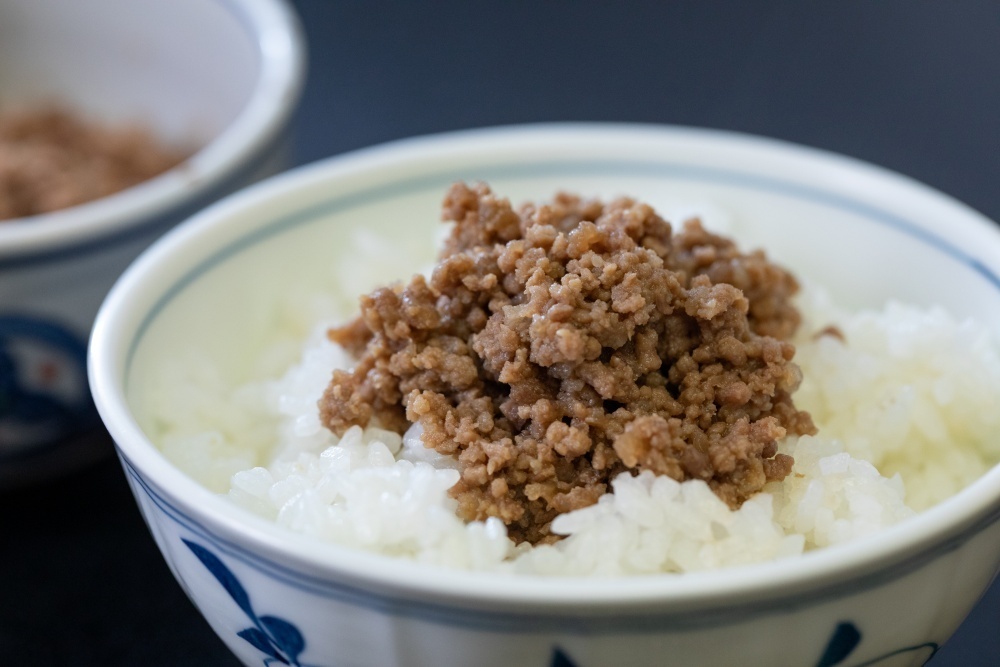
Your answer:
4,1 -> 1000,664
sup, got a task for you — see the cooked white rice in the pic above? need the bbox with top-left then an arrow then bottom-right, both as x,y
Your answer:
144,278 -> 1000,576
794,288 -> 1000,511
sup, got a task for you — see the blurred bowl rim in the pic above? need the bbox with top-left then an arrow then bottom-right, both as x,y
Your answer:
90,122 -> 1000,612
0,0 -> 306,262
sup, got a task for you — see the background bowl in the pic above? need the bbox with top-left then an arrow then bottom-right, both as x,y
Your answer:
90,124 -> 1000,667
0,0 -> 305,484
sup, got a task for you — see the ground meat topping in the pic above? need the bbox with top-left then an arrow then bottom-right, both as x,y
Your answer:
0,106 -> 186,221
319,183 -> 816,544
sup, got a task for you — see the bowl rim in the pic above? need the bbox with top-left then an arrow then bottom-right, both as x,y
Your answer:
89,121 -> 1000,611
0,0 -> 306,262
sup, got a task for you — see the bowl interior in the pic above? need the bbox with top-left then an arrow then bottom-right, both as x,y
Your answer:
126,130 -> 1000,402
0,0 -> 303,260
0,0 -> 257,145
94,124 -> 1000,604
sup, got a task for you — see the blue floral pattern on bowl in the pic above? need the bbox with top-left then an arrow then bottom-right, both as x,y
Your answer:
184,536 -> 942,667
0,314 -> 98,457
816,621 -> 938,666
99,125 -> 1000,666
184,540 -> 317,667
552,625 -> 938,667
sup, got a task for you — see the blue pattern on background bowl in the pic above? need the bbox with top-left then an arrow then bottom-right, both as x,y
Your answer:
0,315 -> 97,451
90,124 -> 1000,666
0,0 -> 304,486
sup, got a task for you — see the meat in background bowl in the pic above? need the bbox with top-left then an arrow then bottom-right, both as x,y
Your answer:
0,0 -> 305,484
89,124 -> 1000,666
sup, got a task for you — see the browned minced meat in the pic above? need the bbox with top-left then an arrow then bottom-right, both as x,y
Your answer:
0,106 -> 186,221
814,325 -> 846,342
320,183 -> 816,544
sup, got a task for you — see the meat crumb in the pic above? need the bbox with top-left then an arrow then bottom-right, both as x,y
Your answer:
320,183 -> 816,544
814,325 -> 846,342
0,106 -> 187,221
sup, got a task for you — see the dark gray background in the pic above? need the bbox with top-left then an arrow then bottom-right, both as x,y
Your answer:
4,1 -> 999,664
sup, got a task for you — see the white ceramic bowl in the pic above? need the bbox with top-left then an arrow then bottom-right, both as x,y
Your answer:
90,124 -> 1000,667
0,0 -> 304,482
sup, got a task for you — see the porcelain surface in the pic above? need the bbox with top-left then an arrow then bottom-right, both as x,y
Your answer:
0,0 -> 304,482
90,124 -> 1000,666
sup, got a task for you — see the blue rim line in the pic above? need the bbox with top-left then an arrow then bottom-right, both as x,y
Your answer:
121,449 -> 1000,635
123,157 -> 1000,392
118,157 -> 1000,634
118,456 -> 1000,635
